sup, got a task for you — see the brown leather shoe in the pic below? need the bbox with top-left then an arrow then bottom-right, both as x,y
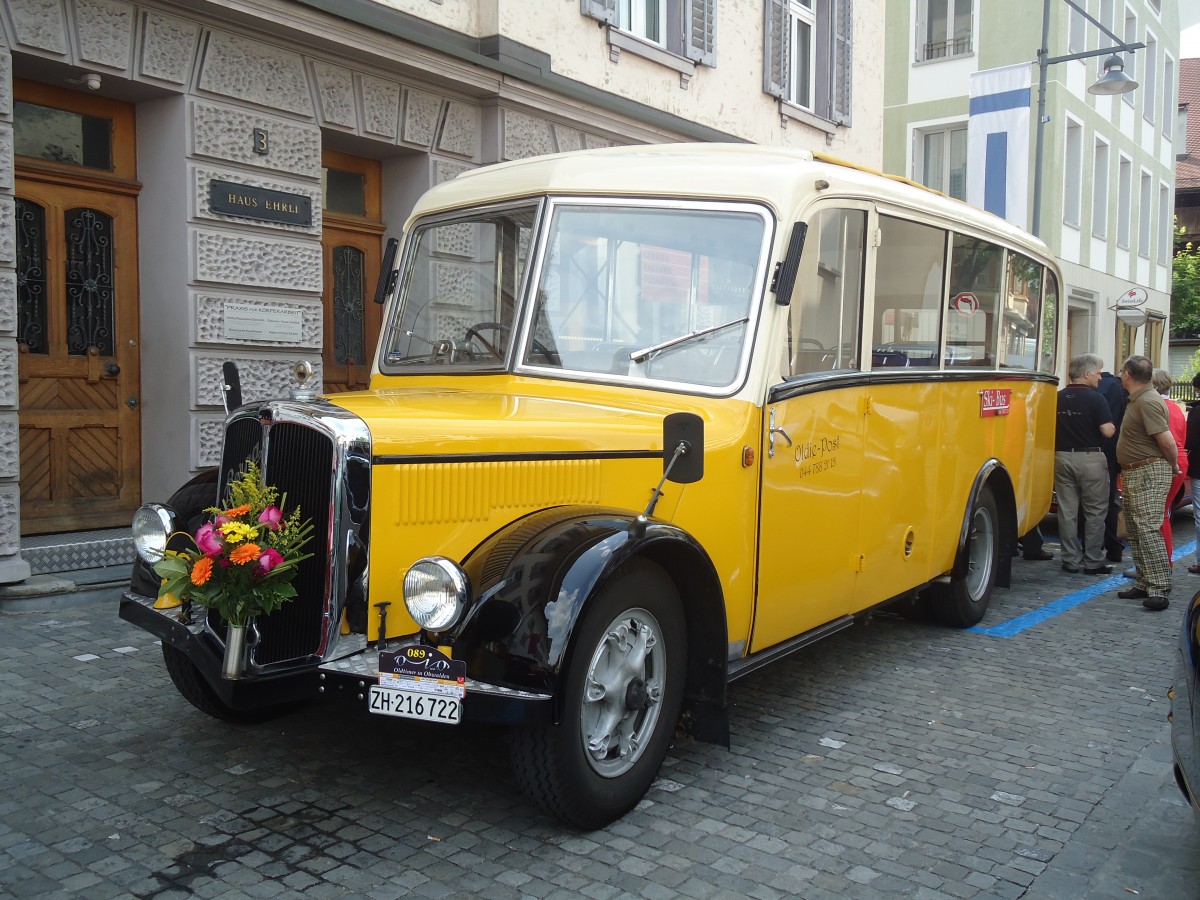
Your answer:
1143,596 -> 1169,611
1117,587 -> 1149,600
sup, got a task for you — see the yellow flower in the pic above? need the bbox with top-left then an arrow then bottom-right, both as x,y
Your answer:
191,556 -> 214,586
219,521 -> 257,544
230,543 -> 261,565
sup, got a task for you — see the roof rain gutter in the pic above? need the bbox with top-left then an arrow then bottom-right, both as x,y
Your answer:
291,0 -> 741,144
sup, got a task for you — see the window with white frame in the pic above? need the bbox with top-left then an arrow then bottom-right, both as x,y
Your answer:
1122,7 -> 1136,107
1063,119 -> 1083,228
580,0 -> 717,66
916,124 -> 967,200
1138,170 -> 1151,259
1069,2 -> 1085,53
1163,55 -> 1174,138
788,0 -> 816,109
1092,138 -> 1109,239
764,0 -> 854,126
915,0 -> 973,61
1143,32 -> 1157,124
1117,156 -> 1132,248
1098,0 -> 1114,75
621,0 -> 666,44
1157,184 -> 1170,265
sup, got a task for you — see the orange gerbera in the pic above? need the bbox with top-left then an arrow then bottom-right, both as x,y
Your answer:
230,543 -> 262,565
224,504 -> 252,517
191,556 -> 214,586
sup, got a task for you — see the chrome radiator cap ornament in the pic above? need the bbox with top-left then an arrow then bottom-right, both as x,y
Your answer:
291,359 -> 319,400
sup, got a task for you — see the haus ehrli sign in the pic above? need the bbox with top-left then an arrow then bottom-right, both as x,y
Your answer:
210,179 -> 312,226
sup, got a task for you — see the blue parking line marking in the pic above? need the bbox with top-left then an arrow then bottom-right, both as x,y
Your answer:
969,541 -> 1197,638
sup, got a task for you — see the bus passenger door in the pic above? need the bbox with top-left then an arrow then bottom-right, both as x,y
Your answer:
754,389 -> 867,651
851,213 -> 952,607
854,382 -> 943,606
751,205 -> 870,653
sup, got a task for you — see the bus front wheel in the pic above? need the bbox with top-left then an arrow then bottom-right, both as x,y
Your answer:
930,484 -> 999,627
509,559 -> 686,829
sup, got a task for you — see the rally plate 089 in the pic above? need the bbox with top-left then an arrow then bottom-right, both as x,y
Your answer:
368,645 -> 466,725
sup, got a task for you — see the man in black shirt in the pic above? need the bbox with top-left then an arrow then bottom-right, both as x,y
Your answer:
1056,354 -> 1116,574
1096,369 -> 1128,561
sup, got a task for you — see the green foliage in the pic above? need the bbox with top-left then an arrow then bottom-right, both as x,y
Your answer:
152,462 -> 314,627
1171,226 -> 1200,338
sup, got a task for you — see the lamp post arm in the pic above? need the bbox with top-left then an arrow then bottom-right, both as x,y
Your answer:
1044,41 -> 1144,67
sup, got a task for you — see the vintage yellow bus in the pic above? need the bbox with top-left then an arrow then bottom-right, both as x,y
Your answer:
125,144 -> 1060,829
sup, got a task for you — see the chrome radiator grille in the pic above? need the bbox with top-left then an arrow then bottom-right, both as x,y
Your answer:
216,413 -> 336,666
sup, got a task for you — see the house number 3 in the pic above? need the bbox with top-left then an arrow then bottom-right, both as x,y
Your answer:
253,128 -> 269,155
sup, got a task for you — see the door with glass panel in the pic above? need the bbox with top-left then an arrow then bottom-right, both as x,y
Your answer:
321,150 -> 384,392
14,81 -> 141,535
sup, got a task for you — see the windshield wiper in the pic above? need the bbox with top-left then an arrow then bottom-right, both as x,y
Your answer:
629,317 -> 749,364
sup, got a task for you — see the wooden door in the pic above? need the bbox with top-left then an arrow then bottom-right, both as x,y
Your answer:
15,82 -> 141,534
321,150 -> 384,392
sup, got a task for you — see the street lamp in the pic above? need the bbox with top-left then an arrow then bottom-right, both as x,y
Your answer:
1030,0 -> 1143,238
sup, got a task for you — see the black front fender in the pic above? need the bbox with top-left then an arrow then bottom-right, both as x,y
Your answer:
444,507 -> 727,737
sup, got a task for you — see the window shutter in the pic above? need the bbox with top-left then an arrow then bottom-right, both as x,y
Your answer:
832,0 -> 853,125
685,0 -> 717,66
764,0 -> 791,98
580,0 -> 617,25
815,0 -> 833,118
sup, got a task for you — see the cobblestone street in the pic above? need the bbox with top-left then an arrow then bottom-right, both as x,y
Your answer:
3,541 -> 1200,899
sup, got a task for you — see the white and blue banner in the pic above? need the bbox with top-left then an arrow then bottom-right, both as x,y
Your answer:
967,63 -> 1032,228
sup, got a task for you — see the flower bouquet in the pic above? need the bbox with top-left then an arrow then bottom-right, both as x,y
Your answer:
153,462 -> 314,628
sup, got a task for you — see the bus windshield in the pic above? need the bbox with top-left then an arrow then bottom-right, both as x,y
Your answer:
381,199 -> 770,391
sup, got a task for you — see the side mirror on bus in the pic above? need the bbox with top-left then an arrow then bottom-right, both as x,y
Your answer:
663,412 -> 704,484
770,222 -> 808,306
373,237 -> 400,305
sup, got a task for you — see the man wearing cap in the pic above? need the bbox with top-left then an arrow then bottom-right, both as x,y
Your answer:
1115,355 -> 1181,611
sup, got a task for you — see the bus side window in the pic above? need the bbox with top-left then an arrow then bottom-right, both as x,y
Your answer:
999,252 -> 1043,369
870,216 -> 947,367
788,208 -> 866,376
946,235 -> 1003,368
1040,272 -> 1058,375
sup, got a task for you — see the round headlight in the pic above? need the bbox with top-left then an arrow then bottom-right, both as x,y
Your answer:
132,504 -> 176,564
404,557 -> 469,631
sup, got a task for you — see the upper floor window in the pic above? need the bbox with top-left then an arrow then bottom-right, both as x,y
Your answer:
1142,32 -> 1157,125
916,123 -> 967,200
581,0 -> 716,66
1122,8 -> 1136,107
1163,56 -> 1175,139
620,0 -> 666,44
764,0 -> 853,126
916,0 -> 973,62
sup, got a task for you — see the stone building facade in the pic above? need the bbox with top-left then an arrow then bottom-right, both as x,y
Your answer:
0,0 -> 883,580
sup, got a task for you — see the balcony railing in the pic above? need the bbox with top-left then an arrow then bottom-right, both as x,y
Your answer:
922,36 -> 973,61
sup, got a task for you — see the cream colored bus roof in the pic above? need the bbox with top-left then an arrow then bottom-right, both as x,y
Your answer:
407,143 -> 1050,261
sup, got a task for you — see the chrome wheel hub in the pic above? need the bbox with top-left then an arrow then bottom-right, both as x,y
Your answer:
580,608 -> 666,778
